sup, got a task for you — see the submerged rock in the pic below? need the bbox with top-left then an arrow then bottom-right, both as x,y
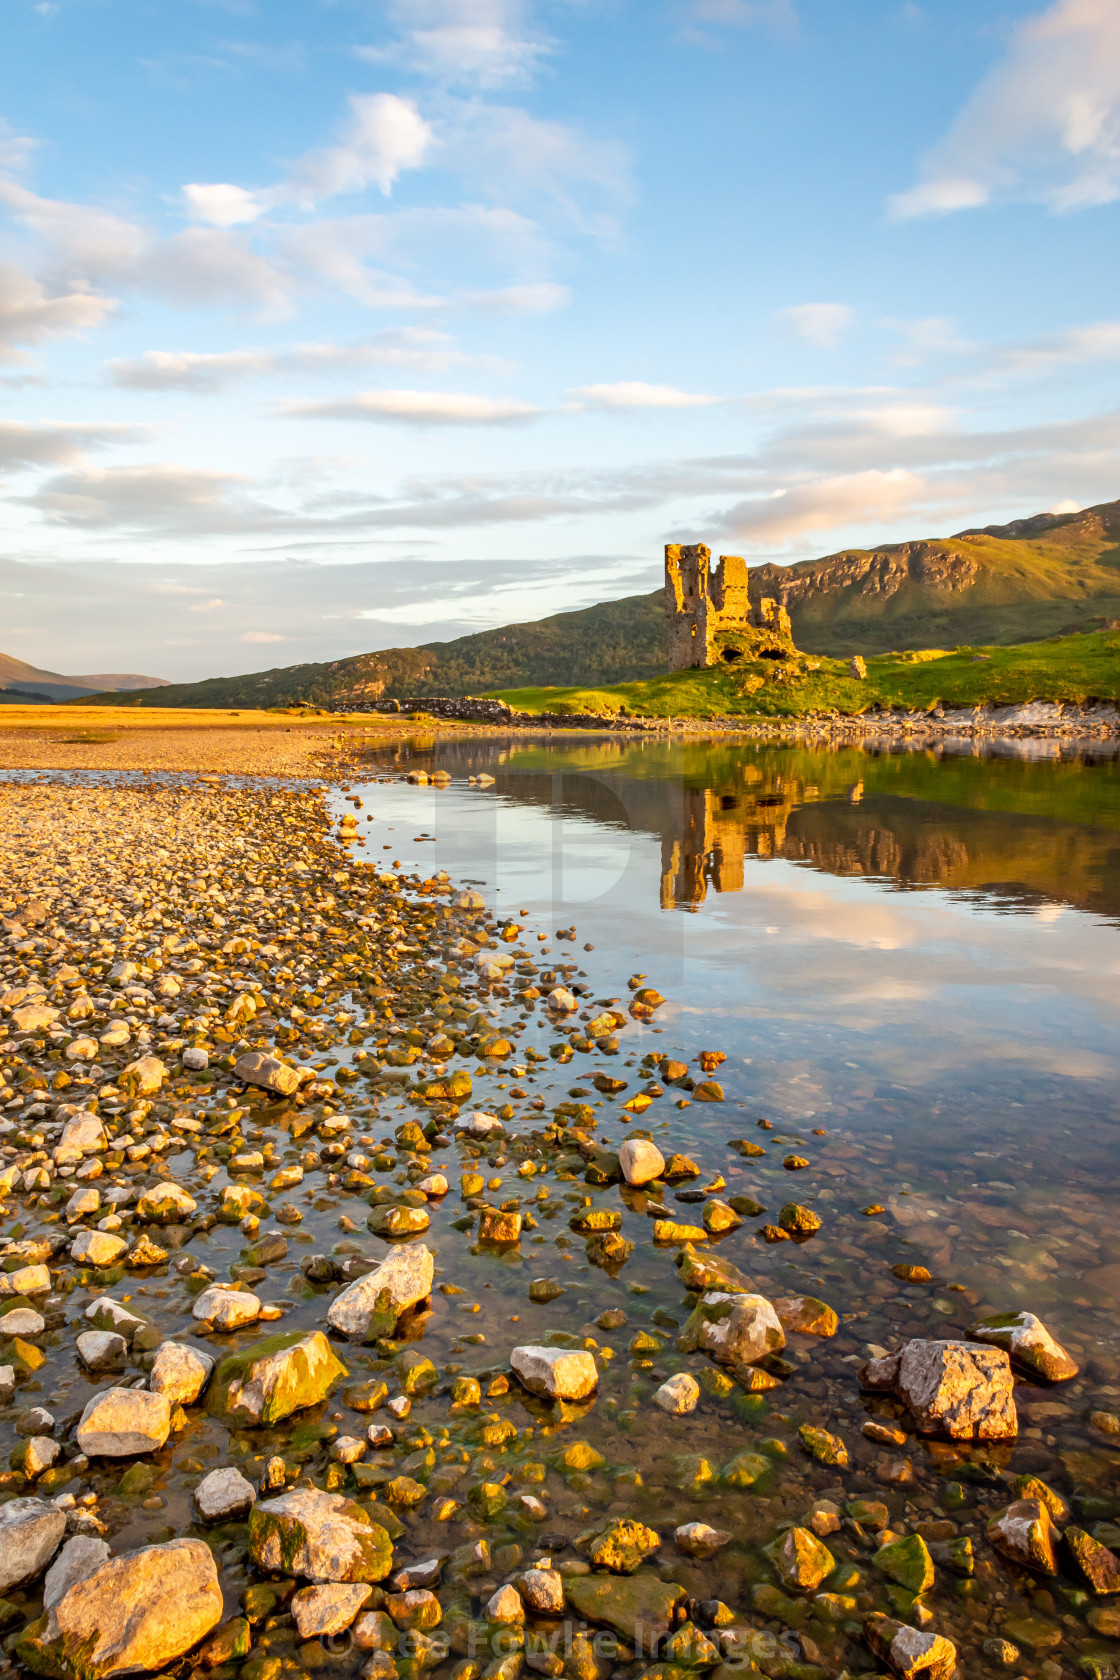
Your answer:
327,1244 -> 434,1341
291,1583 -> 373,1638
248,1488 -> 394,1583
764,1526 -> 835,1592
690,1292 -> 784,1370
561,1573 -> 686,1644
653,1372 -> 700,1414
864,1612 -> 956,1680
208,1330 -> 348,1425
587,1518 -> 660,1574
1064,1527 -> 1120,1594
19,1538 -> 222,1680
674,1522 -> 730,1559
969,1311 -> 1079,1383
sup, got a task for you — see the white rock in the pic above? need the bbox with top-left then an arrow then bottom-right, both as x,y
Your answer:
217,1330 -> 346,1426
192,1287 -> 261,1331
453,1111 -> 505,1138
76,1331 -> 127,1372
85,1296 -> 146,1342
510,1344 -> 598,1401
45,1537 -> 222,1676
150,1341 -> 214,1406
618,1138 -> 666,1186
59,1112 -> 107,1156
0,1496 -> 67,1593
136,1183 -> 196,1222
195,1467 -> 256,1522
327,1244 -> 434,1341
76,1388 -> 172,1457
516,1568 -> 564,1615
0,1264 -> 50,1297
698,1293 -> 785,1369
895,1339 -> 1017,1440
70,1230 -> 128,1267
182,1047 -> 209,1071
674,1522 -> 731,1559
13,1003 -> 60,1032
22,1437 -> 61,1478
545,988 -> 578,1013
653,1372 -> 700,1415
66,1038 -> 99,1063
416,1174 -> 448,1198
233,1051 -> 303,1097
485,1584 -> 524,1623
291,1583 -> 373,1638
1,1308 -> 45,1337
65,1187 -> 101,1224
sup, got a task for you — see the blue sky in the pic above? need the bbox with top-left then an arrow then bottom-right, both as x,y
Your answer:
2,0 -> 1120,680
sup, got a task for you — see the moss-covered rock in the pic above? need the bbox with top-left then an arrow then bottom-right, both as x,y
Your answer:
561,1574 -> 686,1645
208,1331 -> 347,1426
248,1489 -> 393,1582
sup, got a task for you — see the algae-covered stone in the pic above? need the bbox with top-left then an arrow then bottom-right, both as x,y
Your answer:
987,1500 -> 1059,1574
864,1612 -> 956,1680
969,1311 -> 1079,1383
209,1330 -> 347,1425
721,1450 -> 772,1487
587,1519 -> 660,1574
1010,1476 -> 1069,1524
20,1538 -> 222,1680
478,1208 -> 521,1244
367,1204 -> 430,1239
327,1245 -> 434,1341
557,1440 -> 604,1473
248,1488 -> 393,1582
799,1423 -> 849,1467
772,1295 -> 838,1337
873,1534 -> 935,1595
675,1246 -> 752,1294
1064,1527 -> 1120,1594
76,1388 -> 171,1457
764,1526 -> 834,1593
118,1055 -> 167,1098
778,1204 -> 821,1235
586,1231 -> 634,1269
702,1201 -> 741,1235
561,1573 -> 686,1644
510,1344 -> 598,1400
136,1183 -> 196,1223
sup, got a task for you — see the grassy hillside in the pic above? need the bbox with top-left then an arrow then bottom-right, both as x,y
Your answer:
77,495 -> 1120,708
81,591 -> 668,709
489,628 -> 1120,718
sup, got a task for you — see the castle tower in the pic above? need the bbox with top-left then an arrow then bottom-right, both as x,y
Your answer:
665,542 -> 795,669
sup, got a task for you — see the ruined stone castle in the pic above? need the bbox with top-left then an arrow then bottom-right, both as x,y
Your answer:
665,543 -> 797,670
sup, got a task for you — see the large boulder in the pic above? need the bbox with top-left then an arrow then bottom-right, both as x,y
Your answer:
76,1388 -> 171,1457
58,1113 -> 107,1156
70,1231 -> 128,1268
42,1537 -> 113,1637
561,1573 -> 686,1644
864,1613 -> 957,1680
510,1345 -> 598,1400
248,1488 -> 393,1582
150,1341 -> 214,1407
863,1339 -> 1017,1440
208,1330 -> 347,1425
327,1244 -> 434,1341
969,1312 -> 1079,1383
18,1538 -> 222,1679
0,1497 -> 66,1594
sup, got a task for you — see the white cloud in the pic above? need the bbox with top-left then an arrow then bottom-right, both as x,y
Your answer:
106,328 -> 473,391
891,0 -> 1120,218
0,419 -> 142,472
776,302 -> 854,347
716,468 -> 930,545
189,597 -> 225,612
240,630 -> 286,642
570,381 -> 720,410
182,182 -> 265,227
0,260 -> 115,360
27,463 -> 253,529
283,93 -> 433,205
464,281 -> 569,313
362,0 -> 551,89
278,388 -> 542,424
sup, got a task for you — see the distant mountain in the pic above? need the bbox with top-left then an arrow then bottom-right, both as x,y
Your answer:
79,496 -> 1120,708
81,592 -> 668,709
744,497 -> 1120,654
0,651 -> 169,704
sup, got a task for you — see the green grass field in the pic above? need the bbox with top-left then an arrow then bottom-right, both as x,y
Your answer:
487,630 -> 1120,718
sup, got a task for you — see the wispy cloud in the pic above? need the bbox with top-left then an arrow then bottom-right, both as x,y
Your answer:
276,388 -> 542,425
891,0 -> 1120,218
106,328 -> 478,390
570,381 -> 721,410
776,302 -> 854,347
358,0 -> 553,90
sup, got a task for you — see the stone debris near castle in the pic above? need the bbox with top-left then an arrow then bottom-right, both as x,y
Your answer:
665,543 -> 798,670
